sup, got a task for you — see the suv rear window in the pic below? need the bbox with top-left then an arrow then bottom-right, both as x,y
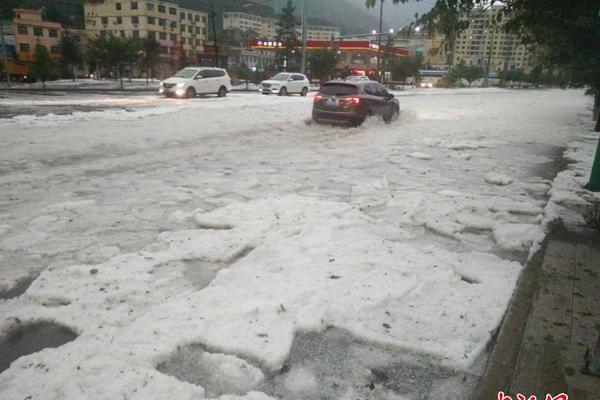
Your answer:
319,83 -> 358,96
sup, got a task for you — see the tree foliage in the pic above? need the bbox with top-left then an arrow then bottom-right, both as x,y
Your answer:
88,34 -> 140,89
59,30 -> 83,81
139,36 -> 160,83
309,50 -> 338,83
30,45 -> 55,90
391,55 -> 422,84
448,60 -> 484,86
275,0 -> 300,71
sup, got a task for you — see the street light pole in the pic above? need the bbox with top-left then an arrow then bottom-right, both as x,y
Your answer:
376,0 -> 384,83
300,0 -> 308,74
210,5 -> 218,68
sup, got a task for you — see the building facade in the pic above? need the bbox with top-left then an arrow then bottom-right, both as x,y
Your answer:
454,6 -> 534,72
4,9 -> 86,80
84,0 -> 208,60
13,9 -> 62,63
223,11 -> 340,41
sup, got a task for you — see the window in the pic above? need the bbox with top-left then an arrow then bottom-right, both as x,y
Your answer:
169,7 -> 176,15
120,30 -> 125,37
195,27 -> 199,34
187,13 -> 192,21
170,33 -> 176,41
180,24 -> 185,32
131,16 -> 139,24
50,46 -> 59,54
158,5 -> 165,13
115,3 -> 121,10
132,30 -> 139,38
147,31 -> 155,39
101,16 -> 108,24
33,27 -> 43,37
202,16 -> 206,23
19,43 -> 30,52
100,30 -> 107,37
180,12 -> 185,20
131,2 -> 138,10
202,28 -> 206,35
187,25 -> 192,33
48,28 -> 58,37
147,17 -> 155,24
147,2 -> 154,11
188,37 -> 193,45
116,16 -> 122,24
159,32 -> 166,40
17,25 -> 27,34
159,18 -> 166,26
170,21 -> 177,29
194,15 -> 199,22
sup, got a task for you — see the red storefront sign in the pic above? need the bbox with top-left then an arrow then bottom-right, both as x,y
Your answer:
249,39 -> 409,56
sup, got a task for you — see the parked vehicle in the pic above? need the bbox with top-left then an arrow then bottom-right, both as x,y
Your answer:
159,67 -> 232,98
260,73 -> 310,96
345,75 -> 370,82
312,81 -> 399,126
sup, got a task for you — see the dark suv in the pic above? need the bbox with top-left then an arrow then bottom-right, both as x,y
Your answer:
312,81 -> 400,126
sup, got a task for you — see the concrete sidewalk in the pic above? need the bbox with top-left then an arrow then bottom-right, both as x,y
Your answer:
476,226 -> 600,399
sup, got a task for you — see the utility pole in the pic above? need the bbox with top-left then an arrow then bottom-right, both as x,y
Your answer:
375,0 -> 384,83
0,15 -> 11,87
300,0 -> 307,74
210,5 -> 218,68
483,26 -> 496,88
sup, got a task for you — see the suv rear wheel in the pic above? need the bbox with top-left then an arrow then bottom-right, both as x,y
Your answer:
301,87 -> 308,97
218,86 -> 227,97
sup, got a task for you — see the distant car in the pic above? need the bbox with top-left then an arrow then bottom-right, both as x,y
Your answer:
345,75 -> 370,82
312,81 -> 400,126
260,73 -> 310,96
419,81 -> 434,89
159,67 -> 232,98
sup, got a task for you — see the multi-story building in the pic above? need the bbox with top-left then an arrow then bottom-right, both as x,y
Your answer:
223,11 -> 339,41
454,6 -> 534,72
4,9 -> 86,80
305,24 -> 339,40
13,9 -> 62,63
84,0 -> 208,60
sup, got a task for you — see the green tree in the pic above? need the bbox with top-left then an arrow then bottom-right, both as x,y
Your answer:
275,0 -> 300,72
30,45 -> 55,91
139,36 -> 160,84
309,50 -> 338,84
230,66 -> 252,89
59,30 -> 83,81
391,56 -> 423,86
448,60 -> 484,87
88,33 -> 139,89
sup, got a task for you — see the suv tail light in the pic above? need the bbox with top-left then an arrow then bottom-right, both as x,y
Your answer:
314,94 -> 323,102
342,97 -> 360,105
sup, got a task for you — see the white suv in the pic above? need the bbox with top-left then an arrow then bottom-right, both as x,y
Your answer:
260,73 -> 310,96
159,67 -> 232,98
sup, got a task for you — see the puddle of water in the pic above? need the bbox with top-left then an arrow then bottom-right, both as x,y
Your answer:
0,322 -> 78,373
0,275 -> 37,300
257,328 -> 479,400
157,344 -> 265,397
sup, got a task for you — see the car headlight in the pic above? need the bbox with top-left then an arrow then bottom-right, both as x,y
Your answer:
159,82 -> 164,87
176,82 -> 185,88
